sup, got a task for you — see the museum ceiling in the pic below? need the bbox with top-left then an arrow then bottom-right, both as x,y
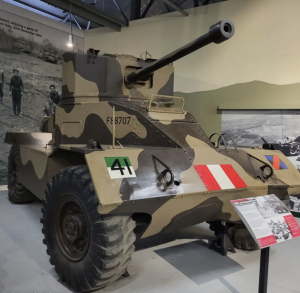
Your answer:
3,0 -> 230,31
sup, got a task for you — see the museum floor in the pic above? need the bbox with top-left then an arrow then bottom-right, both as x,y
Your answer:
0,186 -> 299,293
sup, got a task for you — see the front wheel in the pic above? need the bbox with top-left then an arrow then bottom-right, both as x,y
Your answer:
41,165 -> 136,291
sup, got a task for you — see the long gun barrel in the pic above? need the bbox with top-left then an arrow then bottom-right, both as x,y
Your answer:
124,19 -> 235,85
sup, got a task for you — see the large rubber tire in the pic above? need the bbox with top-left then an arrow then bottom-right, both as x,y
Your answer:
228,224 -> 259,251
208,220 -> 259,251
7,145 -> 35,203
41,165 -> 136,292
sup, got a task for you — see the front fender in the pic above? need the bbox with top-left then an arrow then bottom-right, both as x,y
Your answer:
84,147 -> 143,214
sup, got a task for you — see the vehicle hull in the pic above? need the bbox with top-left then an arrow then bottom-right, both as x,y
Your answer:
7,131 -> 300,239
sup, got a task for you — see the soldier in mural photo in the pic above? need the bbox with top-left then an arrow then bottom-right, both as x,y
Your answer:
9,68 -> 24,116
43,84 -> 61,116
0,69 -> 4,102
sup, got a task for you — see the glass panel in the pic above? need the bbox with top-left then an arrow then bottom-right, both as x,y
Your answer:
148,95 -> 184,113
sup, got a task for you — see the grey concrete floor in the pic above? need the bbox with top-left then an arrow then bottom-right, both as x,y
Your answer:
1,188 -> 300,293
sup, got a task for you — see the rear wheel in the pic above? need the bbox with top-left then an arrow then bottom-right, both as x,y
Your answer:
228,222 -> 259,251
8,145 -> 35,203
208,220 -> 259,251
41,165 -> 136,291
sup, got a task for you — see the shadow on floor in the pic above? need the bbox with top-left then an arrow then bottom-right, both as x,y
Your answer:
135,224 -> 215,251
155,240 -> 243,286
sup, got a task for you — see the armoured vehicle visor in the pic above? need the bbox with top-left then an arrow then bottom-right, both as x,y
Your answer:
148,95 -> 184,113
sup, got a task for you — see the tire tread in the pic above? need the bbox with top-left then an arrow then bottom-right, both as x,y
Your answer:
7,145 -> 35,203
41,165 -> 136,291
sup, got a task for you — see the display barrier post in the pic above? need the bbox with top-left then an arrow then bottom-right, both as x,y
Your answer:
258,247 -> 270,293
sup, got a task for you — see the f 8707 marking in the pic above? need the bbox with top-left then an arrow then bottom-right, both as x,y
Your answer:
106,117 -> 131,125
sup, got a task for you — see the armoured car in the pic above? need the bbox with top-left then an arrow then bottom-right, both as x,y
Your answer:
12,40 -> 31,54
32,50 -> 44,59
5,19 -> 300,291
269,136 -> 300,156
11,40 -> 24,52
43,48 -> 59,64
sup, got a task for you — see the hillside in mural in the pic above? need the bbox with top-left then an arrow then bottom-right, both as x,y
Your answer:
174,74 -> 224,92
179,80 -> 300,107
176,80 -> 300,135
221,109 -> 300,145
182,80 -> 300,141
177,80 -> 300,171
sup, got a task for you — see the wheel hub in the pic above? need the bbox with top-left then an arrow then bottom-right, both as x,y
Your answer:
63,215 -> 78,242
55,196 -> 89,261
63,214 -> 87,243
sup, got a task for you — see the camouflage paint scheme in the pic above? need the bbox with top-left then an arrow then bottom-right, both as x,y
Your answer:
5,20 -> 300,239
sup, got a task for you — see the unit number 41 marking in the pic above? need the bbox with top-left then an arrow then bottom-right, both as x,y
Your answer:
105,157 -> 136,179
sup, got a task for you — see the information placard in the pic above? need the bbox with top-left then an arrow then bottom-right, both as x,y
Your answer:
231,194 -> 300,248
289,195 -> 300,217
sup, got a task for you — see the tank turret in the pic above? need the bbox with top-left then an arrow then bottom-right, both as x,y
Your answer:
41,19 -> 236,146
61,19 -> 234,103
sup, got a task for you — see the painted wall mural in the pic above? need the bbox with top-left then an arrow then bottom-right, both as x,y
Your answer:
221,109 -> 300,171
0,10 -> 83,180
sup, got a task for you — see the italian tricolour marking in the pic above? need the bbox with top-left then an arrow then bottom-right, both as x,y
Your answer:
194,164 -> 247,191
105,157 -> 136,179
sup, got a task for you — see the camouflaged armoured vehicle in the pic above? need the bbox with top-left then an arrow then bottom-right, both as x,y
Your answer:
5,19 -> 300,291
12,40 -> 31,54
32,50 -> 44,59
43,48 -> 59,64
265,136 -> 300,156
11,40 -> 24,52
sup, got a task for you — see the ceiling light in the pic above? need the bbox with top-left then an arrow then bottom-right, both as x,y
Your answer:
67,34 -> 73,47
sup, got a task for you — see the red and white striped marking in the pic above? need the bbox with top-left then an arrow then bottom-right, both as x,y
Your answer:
194,164 -> 247,191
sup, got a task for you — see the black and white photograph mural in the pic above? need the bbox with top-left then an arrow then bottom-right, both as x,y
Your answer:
0,10 -> 83,180
221,110 -> 300,171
